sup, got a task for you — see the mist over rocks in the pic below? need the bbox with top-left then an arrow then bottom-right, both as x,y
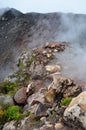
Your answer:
0,8 -> 86,82
0,36 -> 85,130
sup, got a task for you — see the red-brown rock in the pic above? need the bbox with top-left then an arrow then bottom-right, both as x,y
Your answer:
14,87 -> 27,105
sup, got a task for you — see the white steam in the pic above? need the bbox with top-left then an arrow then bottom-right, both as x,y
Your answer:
55,13 -> 86,82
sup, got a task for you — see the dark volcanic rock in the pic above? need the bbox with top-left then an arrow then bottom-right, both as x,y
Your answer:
1,8 -> 22,21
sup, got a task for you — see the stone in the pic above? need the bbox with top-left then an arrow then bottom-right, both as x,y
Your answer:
28,103 -> 48,117
3,121 -> 16,130
40,117 -> 47,122
14,87 -> 27,105
44,89 -> 56,103
45,65 -> 61,73
3,117 -> 31,130
63,91 -> 86,129
55,123 -> 64,130
32,80 -> 46,92
26,82 -> 35,95
40,124 -> 54,130
46,53 -> 52,58
0,95 -> 14,106
49,76 -> 82,98
44,42 -> 66,52
35,103 -> 47,117
31,64 -> 45,79
27,91 -> 44,107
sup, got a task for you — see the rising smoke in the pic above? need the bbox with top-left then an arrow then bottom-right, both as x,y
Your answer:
56,13 -> 86,82
0,10 -> 86,82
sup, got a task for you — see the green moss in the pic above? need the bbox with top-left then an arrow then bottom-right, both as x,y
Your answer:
5,106 -> 23,121
61,97 -> 72,106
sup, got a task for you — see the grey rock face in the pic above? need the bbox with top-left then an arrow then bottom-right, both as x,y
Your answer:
0,95 -> 14,106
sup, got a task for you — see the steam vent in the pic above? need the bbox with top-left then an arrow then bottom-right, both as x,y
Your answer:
0,8 -> 86,130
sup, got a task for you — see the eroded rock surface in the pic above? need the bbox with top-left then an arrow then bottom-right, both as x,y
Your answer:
63,91 -> 86,130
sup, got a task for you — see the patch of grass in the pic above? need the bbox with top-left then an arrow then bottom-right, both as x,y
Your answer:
5,105 -> 23,121
61,97 -> 72,106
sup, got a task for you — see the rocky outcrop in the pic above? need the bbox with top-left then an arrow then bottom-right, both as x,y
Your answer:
1,42 -> 84,130
63,91 -> 86,130
48,76 -> 82,98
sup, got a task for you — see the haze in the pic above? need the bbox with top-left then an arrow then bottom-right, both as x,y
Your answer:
0,0 -> 86,14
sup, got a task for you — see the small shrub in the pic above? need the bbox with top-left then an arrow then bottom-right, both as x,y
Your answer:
61,97 -> 72,106
5,106 -> 23,121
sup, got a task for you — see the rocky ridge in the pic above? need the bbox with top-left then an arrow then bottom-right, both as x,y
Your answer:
1,9 -> 86,82
0,42 -> 86,130
1,9 -> 86,130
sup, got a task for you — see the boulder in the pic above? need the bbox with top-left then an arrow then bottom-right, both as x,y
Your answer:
27,91 -> 44,107
45,65 -> 61,73
63,91 -> 86,129
55,123 -> 64,130
0,95 -> 14,106
30,64 -> 45,79
27,103 -> 48,118
32,80 -> 46,92
3,121 -> 16,130
40,124 -> 54,130
3,117 -> 30,130
14,87 -> 27,105
49,76 -> 82,98
44,89 -> 56,103
26,82 -> 35,95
